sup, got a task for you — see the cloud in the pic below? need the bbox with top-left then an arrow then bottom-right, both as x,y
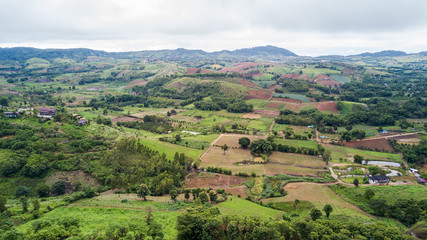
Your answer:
0,0 -> 426,55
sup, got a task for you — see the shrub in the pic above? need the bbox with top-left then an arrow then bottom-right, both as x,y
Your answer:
15,186 -> 30,198
51,181 -> 66,196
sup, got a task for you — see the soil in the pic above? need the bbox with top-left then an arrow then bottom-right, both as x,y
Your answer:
253,109 -> 280,117
316,101 -> 338,113
184,172 -> 247,189
242,113 -> 262,119
344,138 -> 394,152
112,116 -> 143,124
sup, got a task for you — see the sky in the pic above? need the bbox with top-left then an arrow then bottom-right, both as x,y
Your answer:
0,0 -> 426,56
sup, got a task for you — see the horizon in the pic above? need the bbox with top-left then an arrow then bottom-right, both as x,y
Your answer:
0,44 -> 423,57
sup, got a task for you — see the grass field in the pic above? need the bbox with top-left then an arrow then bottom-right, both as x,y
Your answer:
325,144 -> 401,162
330,75 -> 350,84
263,182 -> 372,220
139,137 -> 203,160
216,196 -> 283,220
273,93 -> 311,103
269,152 -> 325,168
274,139 -> 318,148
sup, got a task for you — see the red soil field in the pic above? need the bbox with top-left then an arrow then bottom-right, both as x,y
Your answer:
267,84 -> 282,91
244,89 -> 272,100
314,74 -> 341,86
265,102 -> 282,109
219,62 -> 258,73
187,68 -> 214,74
316,101 -> 338,113
344,139 -> 394,152
238,78 -> 260,88
253,109 -> 280,117
342,68 -> 354,74
271,97 -> 303,103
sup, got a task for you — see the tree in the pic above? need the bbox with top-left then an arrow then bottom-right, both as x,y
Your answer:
32,199 -> 40,212
292,199 -> 300,211
238,137 -> 251,149
364,189 -> 375,200
353,178 -> 359,187
19,196 -> 28,213
184,189 -> 191,201
323,204 -> 333,218
137,183 -> 151,201
353,154 -> 364,164
310,208 -> 322,221
15,186 -> 30,198
250,139 -> 273,155
170,189 -> 178,201
221,144 -> 229,155
322,150 -> 331,165
0,196 -> 7,213
51,181 -> 66,196
192,188 -> 201,200
368,166 -> 385,176
198,191 -> 209,204
209,190 -> 217,203
345,125 -> 353,131
36,184 -> 50,198
175,134 -> 181,142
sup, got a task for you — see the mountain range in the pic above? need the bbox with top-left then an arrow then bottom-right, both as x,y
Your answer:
0,45 -> 424,62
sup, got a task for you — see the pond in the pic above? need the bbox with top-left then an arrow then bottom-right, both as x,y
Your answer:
362,160 -> 401,167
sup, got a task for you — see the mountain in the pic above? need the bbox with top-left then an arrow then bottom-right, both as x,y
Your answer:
0,47 -> 109,61
351,50 -> 408,58
0,46 -> 298,62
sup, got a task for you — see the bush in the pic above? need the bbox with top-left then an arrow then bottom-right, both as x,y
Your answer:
15,186 -> 30,198
51,181 -> 66,196
36,184 -> 51,198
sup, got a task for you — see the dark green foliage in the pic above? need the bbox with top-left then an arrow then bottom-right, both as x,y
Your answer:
21,154 -> 49,178
353,178 -> 359,187
364,189 -> 375,200
15,186 -> 30,198
176,206 -> 407,240
239,137 -> 251,149
353,154 -> 364,164
310,208 -> 322,221
323,204 -> 333,218
137,183 -> 150,201
0,196 -> 7,213
250,139 -> 273,155
198,192 -> 209,204
170,189 -> 178,201
36,184 -> 51,198
51,181 -> 66,196
117,115 -> 173,134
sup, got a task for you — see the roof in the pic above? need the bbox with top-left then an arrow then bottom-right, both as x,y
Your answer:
418,178 -> 427,183
368,175 -> 390,181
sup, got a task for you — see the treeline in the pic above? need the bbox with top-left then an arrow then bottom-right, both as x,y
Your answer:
176,206 -> 408,240
389,139 -> 427,165
277,98 -> 426,127
117,115 -> 173,134
194,96 -> 253,113
100,138 -> 193,196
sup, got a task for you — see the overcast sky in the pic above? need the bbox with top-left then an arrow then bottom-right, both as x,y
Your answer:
0,0 -> 426,56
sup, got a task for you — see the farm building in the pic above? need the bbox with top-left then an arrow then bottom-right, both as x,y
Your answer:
37,107 -> 57,118
3,111 -> 20,117
368,175 -> 390,184
410,168 -> 419,174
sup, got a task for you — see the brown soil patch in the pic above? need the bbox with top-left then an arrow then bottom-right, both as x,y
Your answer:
244,89 -> 272,100
187,68 -> 214,74
271,97 -> 303,103
396,138 -> 421,144
265,101 -> 282,109
185,173 -> 247,188
124,79 -> 148,89
112,116 -> 142,124
344,138 -> 394,152
242,113 -> 261,119
253,109 -> 280,117
238,78 -> 260,88
267,84 -> 282,91
46,170 -> 100,194
316,101 -> 338,114
314,74 -> 340,86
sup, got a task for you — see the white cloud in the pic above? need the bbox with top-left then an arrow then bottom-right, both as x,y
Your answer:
0,0 -> 426,56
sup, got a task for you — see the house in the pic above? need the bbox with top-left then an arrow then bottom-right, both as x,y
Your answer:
37,108 -> 57,118
409,168 -> 419,174
4,111 -> 20,118
368,175 -> 390,184
417,178 -> 427,185
78,119 -> 87,125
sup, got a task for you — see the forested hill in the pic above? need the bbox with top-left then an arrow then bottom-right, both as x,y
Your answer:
0,46 -> 298,62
